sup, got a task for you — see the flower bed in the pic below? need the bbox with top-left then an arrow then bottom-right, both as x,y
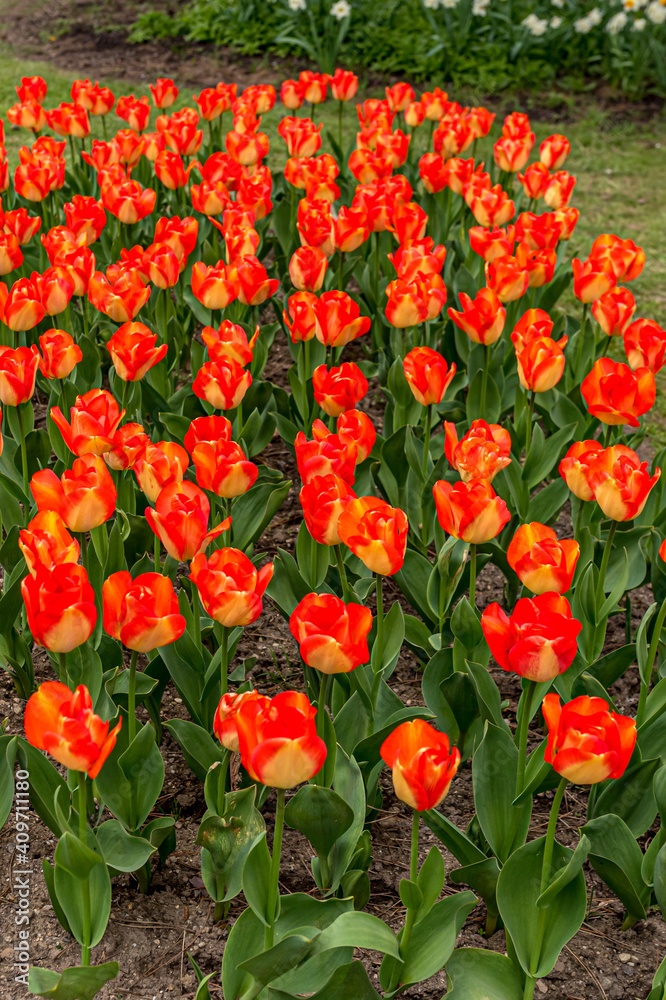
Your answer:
1,68 -> 666,1000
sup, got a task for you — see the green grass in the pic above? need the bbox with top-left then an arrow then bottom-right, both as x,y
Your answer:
1,44 -> 665,443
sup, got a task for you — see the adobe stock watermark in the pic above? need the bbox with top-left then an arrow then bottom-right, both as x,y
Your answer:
13,768 -> 32,987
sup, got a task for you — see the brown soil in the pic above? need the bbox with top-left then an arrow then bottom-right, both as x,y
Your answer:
1,6 -> 666,999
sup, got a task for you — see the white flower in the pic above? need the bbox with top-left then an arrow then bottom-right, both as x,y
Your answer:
423,0 -> 440,7
647,0 -> 666,22
606,10 -> 628,30
331,0 -> 351,16
472,0 -> 491,15
588,6 -> 603,24
574,15 -> 593,31
522,12 -> 549,33
288,0 -> 306,9
633,14 -> 647,26
551,0 -> 565,7
550,15 -> 562,26
442,0 -> 460,8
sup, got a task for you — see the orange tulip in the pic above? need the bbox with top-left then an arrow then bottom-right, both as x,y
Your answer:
314,291 -> 371,347
448,287 -> 505,345
192,357 -> 252,410
0,345 -> 40,406
331,69 -> 359,102
571,257 -> 615,304
482,594 -> 582,683
543,171 -> 576,210
88,270 -> 150,323
543,694 -> 636,784
71,79 -> 115,116
134,441 -> 189,503
149,78 -> 179,109
46,102 -> 90,138
193,86 -> 234,120
107,321 -> 168,382
155,150 -> 189,190
278,116 -> 323,157
581,357 -> 655,427
189,547 -> 273,627
405,101 -> 425,128
22,564 -> 97,653
116,94 -> 151,131
507,523 -> 579,594
234,690 -> 326,788
592,286 -> 636,339
7,99 -> 48,133
24,682 -> 121,779
31,454 -> 116,533
201,321 -> 259,366
3,208 -> 42,246
623,318 -> 666,374
513,333 -> 567,393
183,415 -> 232,456
334,206 -> 370,253
558,440 -> 605,502
485,252 -> 530,304
283,290 -> 318,343
235,255 -> 279,306
466,184 -> 515,229
587,445 -> 661,521
38,329 -> 82,380
101,177 -> 156,225
295,424 -> 357,486
289,246 -> 328,292
19,510 -> 80,577
103,571 -> 186,652
50,388 -> 124,457
403,347 -> 456,407
337,409 -> 376,463
553,206 -> 580,241
103,423 -> 150,472
443,420 -> 512,483
590,234 -> 645,284
433,478 -> 510,543
338,496 -> 408,576
0,232 -> 23,276
31,266 -> 74,317
299,474 -> 356,546
0,278 -> 46,331
290,593 -> 372,675
190,179 -> 230,217
493,133 -> 535,173
191,260 -> 239,311
146,481 -> 230,562
313,362 -> 368,417
384,278 -> 429,328
539,134 -> 570,170
515,212 -> 563,251
469,225 -> 516,263
418,152 -> 448,194
388,239 -> 446,281
191,439 -> 258,498
380,719 -> 460,811
517,162 -> 550,201
297,198 -> 336,256
281,79 -> 305,111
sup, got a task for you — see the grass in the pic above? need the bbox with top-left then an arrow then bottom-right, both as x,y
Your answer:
1,43 -> 665,444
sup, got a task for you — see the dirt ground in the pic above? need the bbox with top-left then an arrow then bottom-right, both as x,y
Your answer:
1,4 -> 666,998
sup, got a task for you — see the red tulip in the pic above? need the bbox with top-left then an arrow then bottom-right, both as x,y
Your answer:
50,388 -> 124,457
22,564 -> 97,653
145,481 -> 231,562
299,474 -> 356,546
192,358 -> 252,410
587,445 -> 661,521
295,424 -> 357,486
507,523 -> 579,594
103,571 -> 186,652
481,593 -> 582,682
403,347 -> 456,406
189,547 -> 273,626
338,496 -> 408,575
235,690 -> 326,788
107,321 -> 167,382
623,318 -> 666,374
581,357 -> 655,427
312,362 -> 368,417
31,454 -> 117,533
290,593 -> 372,674
337,408 -> 376,464
543,694 -> 636,784
19,510 -> 80,576
191,439 -> 258,498
134,441 -> 189,502
0,345 -> 40,405
448,287 -> 505,346
443,420 -> 512,483
38,330 -> 82,380
433,478 -> 510,543
380,719 -> 460,811
214,690 -> 264,751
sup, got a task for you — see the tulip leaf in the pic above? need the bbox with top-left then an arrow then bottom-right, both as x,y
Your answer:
598,548 -> 629,617
0,734 -> 18,828
230,478 -> 292,552
473,723 -> 532,863
295,521 -> 330,590
164,718 -> 226,782
637,603 -> 658,684
523,422 -> 577,490
238,934 -> 316,989
42,859 -> 74,938
16,737 -> 69,837
526,478 -> 569,526
399,878 -> 423,909
0,575 -> 25,640
94,717 -> 163,831
394,548 -> 439,627
310,910 -> 400,959
466,369 -> 501,424
243,832 -> 274,925
449,856 -> 500,918
285,784 -> 354,859
198,787 -> 266,904
389,890 -> 477,989
581,814 -> 651,920
96,819 -> 156,873
268,960 -> 381,1000
652,842 -> 666,916
423,808 -> 486,869
53,846 -> 111,948
466,660 -> 510,733
497,836 -> 587,979
443,947 -> 523,999
588,756 -> 660,837
371,600 -> 405,674
536,834 -> 590,908
54,831 -> 103,881
585,642 -> 636,691
416,845 -> 446,920
27,962 -> 119,999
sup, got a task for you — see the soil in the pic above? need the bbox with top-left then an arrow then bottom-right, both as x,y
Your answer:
2,6 -> 666,999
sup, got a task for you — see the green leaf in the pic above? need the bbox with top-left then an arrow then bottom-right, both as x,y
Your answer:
295,521 -> 330,590
268,961 -> 381,1000
28,963 -> 119,999
96,819 -> 156,873
497,836 -> 587,978
466,660 -> 510,733
415,846 -> 445,922
581,814 -> 650,920
284,784 -> 354,859
537,835 -> 590,908
164,719 -> 226,781
399,878 -> 423,909
238,934 -> 315,990
230,479 -> 292,551
423,808 -> 486,868
94,718 -> 163,831
329,746 -> 367,892
198,786 -> 265,904
473,723 -> 532,863
243,833 -> 274,925
16,738 -> 68,836
466,369 -> 500,423
396,891 -> 477,987
53,851 -> 111,948
588,756 -> 660,837
444,948 -> 523,999
310,910 -> 400,958
527,478 -> 569,525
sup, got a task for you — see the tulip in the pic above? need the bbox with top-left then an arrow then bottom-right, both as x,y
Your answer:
443,420 -> 512,483
103,571 -> 186,653
299,474 -> 356,546
517,162 -> 550,201
24,682 -> 121,779
214,689 -> 265,752
587,445 -> 661,521
281,79 -> 305,110
558,440 -> 605,502
591,286 -> 636,340
448,287 -> 505,346
539,134 -> 571,170
467,184 -> 515,229
184,414 -> 233,455
590,234 -> 645,284
515,212 -> 562,251
104,423 -> 150,471
543,171 -> 576,210
405,101 -> 425,128
295,424 -> 357,486
380,719 -> 460,811
47,103 -> 90,139
107,321 -> 168,382
235,255 -> 279,306
192,357 -> 252,410
154,214 -> 199,257
581,357 -> 655,427
194,87 -> 233,121
191,439 -> 258,498
283,291 -> 317,343
134,441 -> 189,502
337,409 -> 376,464
433,478 -> 510,543
71,79 -> 115,116
3,208 -> 42,245
19,510 -> 80,576
0,232 -> 24,276
482,593 -> 582,682
38,330 -> 82,380
507,523 -> 579,594
31,454 -> 117,533
50,388 -> 124,457
493,133 -> 535,173
388,240 -> 446,281
191,260 -> 238,311
191,179 -> 230,217
469,225 -> 516,263
335,206 -> 370,253
235,690 -> 326,789
384,278 -> 429,328
88,270 -> 150,323
278,116 -> 323,157
403,347 -> 456,407
553,206 -> 579,241
314,290 -> 371,348
571,258 -> 616,304
543,694 -> 636,784
22,564 -> 97,653
289,246 -> 328,292
313,362 -> 368,417
338,497 -> 408,576
189,547 -> 273,627
202,321 -> 259,366
146,481 -> 231,562
290,593 -> 373,674
297,199 -> 336,256
7,99 -> 48,133
116,94 -> 151,131
0,345 -> 40,405
101,178 -> 156,225
0,278 -> 45,330
421,87 -> 450,120
149,78 -> 178,109
513,334 -> 567,393
331,69 -> 358,102
623,318 -> 666,374
418,153 -> 448,193
485,252 -> 530,304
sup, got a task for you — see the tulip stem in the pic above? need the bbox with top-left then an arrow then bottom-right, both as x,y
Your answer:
523,777 -> 568,1000
77,771 -> 92,967
515,679 -> 537,797
334,544 -> 352,602
573,303 -> 589,378
574,499 -> 584,541
128,649 -> 138,746
265,787 -> 286,951
635,597 -> 666,729
596,520 -> 618,606
153,532 -> 161,572
409,808 -> 419,882
338,100 -> 343,153
78,532 -> 89,575
603,423 -> 613,448
479,344 -> 489,417
525,390 -> 536,461
58,652 -> 67,687
421,405 -> 432,482
16,403 -> 30,526
220,625 -> 229,697
337,248 -> 344,291
468,544 -> 477,610
370,575 -> 385,725
317,671 -> 330,740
